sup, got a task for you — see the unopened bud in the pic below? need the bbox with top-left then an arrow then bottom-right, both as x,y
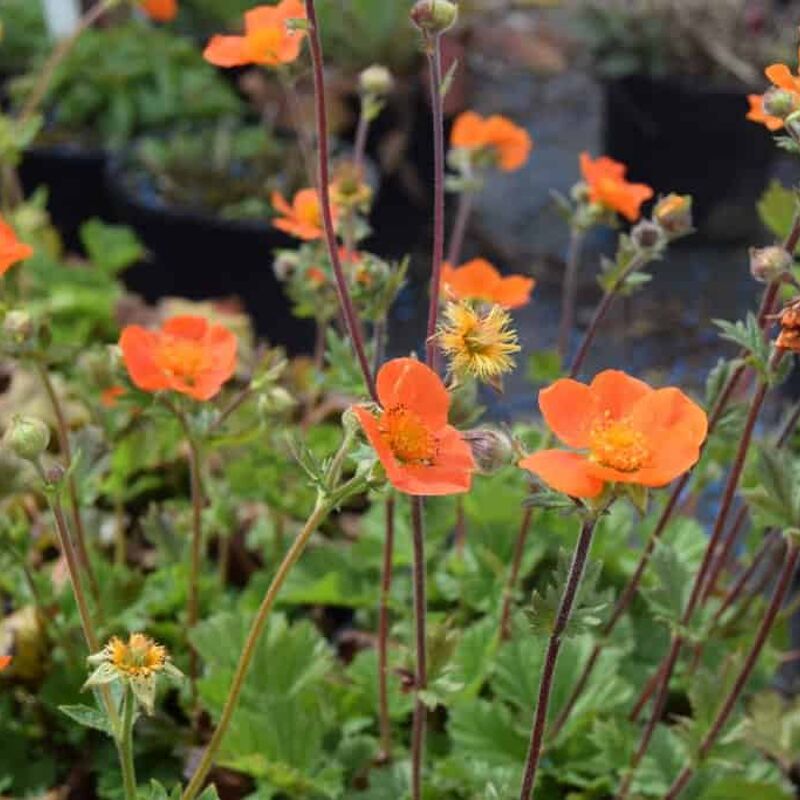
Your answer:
631,220 -> 664,251
273,251 -> 299,282
749,245 -> 792,283
653,194 -> 693,237
359,64 -> 394,97
77,348 -> 114,388
2,310 -> 34,343
763,87 -> 798,120
4,416 -> 50,461
44,463 -> 65,485
261,386 -> 296,414
462,427 -> 514,474
570,181 -> 590,204
410,0 -> 458,34
342,406 -> 362,435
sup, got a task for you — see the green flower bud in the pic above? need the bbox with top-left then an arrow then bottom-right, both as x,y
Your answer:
2,310 -> 34,344
410,0 -> 458,34
359,64 -> 394,97
762,87 -> 798,120
749,245 -> 792,284
462,427 -> 514,474
4,416 -> 50,461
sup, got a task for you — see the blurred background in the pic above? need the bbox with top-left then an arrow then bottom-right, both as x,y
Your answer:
3,0 -> 800,415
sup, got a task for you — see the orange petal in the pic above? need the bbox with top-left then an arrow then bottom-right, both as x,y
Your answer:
451,111 -> 486,149
203,35 -> 250,67
589,370 -> 651,420
244,4 -> 282,34
0,655 -> 10,671
494,275 -> 535,309
162,315 -> 209,339
617,182 -> 655,222
519,450 -> 604,498
119,327 -> 170,392
376,358 -> 450,429
765,63 -> 798,92
539,378 -> 599,448
629,387 -> 708,443
271,191 -> 293,217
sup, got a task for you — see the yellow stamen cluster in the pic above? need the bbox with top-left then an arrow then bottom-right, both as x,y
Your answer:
106,633 -> 168,678
588,412 -> 650,472
437,302 -> 519,383
379,405 -> 437,464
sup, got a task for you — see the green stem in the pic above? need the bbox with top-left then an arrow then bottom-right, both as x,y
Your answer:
180,473 -> 365,800
119,687 -> 138,800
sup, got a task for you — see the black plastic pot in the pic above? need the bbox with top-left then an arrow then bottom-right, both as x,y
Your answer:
603,76 -> 775,241
105,158 -> 316,354
19,143 -> 110,252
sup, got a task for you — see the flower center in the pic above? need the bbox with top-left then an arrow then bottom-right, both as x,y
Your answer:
598,177 -> 620,197
379,405 -> 437,465
245,27 -> 283,62
155,337 -> 210,385
110,635 -> 165,676
298,197 -> 322,229
589,414 -> 649,473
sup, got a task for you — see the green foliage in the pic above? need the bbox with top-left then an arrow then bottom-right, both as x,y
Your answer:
0,0 -> 48,73
13,24 -> 242,148
757,181 -> 799,246
742,447 -> 800,533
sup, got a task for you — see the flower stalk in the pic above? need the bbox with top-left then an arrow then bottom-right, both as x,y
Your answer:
377,494 -> 395,762
119,687 -> 138,800
446,190 -> 474,268
518,513 -> 598,800
304,0 -> 377,402
410,496 -> 428,800
662,540 -> 800,800
557,229 -> 585,363
498,506 -> 534,641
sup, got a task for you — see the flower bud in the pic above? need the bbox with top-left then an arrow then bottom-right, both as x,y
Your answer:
570,181 -> 590,204
762,87 -> 798,120
260,386 -> 296,415
786,110 -> 800,140
2,310 -> 34,343
273,251 -> 299,282
359,64 -> 394,97
462,427 -> 514,474
749,245 -> 792,284
342,406 -> 362,435
410,0 -> 458,34
653,194 -> 693,237
631,220 -> 665,251
4,416 -> 50,461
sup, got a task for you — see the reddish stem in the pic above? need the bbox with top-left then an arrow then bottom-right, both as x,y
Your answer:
445,191 -> 474,268
663,543 -> 800,800
410,497 -> 428,800
304,0 -> 377,402
377,494 -> 395,763
518,516 -> 598,800
424,33 -> 446,368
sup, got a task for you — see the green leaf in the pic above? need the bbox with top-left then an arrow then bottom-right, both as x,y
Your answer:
59,703 -> 113,736
79,219 -> 146,275
757,181 -> 799,246
526,350 -> 563,385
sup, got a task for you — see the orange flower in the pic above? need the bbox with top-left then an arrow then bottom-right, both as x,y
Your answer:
519,370 -> 707,499
0,656 -> 10,671
0,216 -> 33,277
203,0 -> 306,68
119,316 -> 237,401
139,0 -> 178,22
579,152 -> 654,222
450,111 -> 533,172
351,358 -> 476,496
747,50 -> 800,131
441,258 -> 535,309
306,266 -> 328,287
272,188 -> 337,241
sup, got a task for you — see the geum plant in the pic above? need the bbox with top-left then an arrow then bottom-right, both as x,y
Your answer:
2,1 -> 800,800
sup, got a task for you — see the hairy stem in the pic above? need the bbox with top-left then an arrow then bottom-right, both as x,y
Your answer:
35,363 -> 100,609
662,543 -> 800,800
181,495 -> 336,800
119,687 -> 138,800
304,0 -> 377,402
423,32 -> 446,368
410,497 -> 428,800
446,191 -> 474,267
518,515 -> 598,800
377,494 -> 395,763
557,229 -> 585,364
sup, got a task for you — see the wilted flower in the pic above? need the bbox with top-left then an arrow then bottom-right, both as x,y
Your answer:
410,0 -> 458,33
450,111 -> 533,173
776,300 -> 800,352
203,0 -> 307,68
350,358 -> 475,496
519,370 -> 708,499
653,194 -> 693,236
579,153 -> 653,223
630,220 -> 665,251
85,633 -> 182,715
749,246 -> 792,284
437,302 -> 520,386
